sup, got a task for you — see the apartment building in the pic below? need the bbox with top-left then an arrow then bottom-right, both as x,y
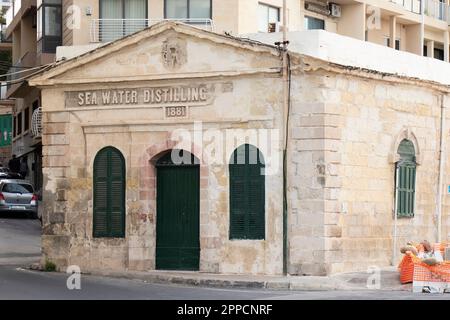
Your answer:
58,0 -> 450,59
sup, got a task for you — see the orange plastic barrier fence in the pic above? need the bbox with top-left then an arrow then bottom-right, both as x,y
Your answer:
398,254 -> 414,284
398,244 -> 450,284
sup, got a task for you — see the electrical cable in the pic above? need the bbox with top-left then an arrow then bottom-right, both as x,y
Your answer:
0,63 -> 54,87
0,62 -> 54,79
0,63 -> 54,86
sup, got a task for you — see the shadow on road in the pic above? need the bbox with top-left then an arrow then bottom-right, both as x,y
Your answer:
0,212 -> 39,220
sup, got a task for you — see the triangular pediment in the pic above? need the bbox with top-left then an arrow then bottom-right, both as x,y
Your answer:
30,22 -> 281,86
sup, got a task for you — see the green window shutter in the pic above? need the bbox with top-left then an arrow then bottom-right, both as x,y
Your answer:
93,147 -> 126,238
396,139 -> 416,218
0,115 -> 12,147
229,144 -> 265,240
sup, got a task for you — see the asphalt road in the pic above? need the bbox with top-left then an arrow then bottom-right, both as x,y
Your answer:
0,265 -> 449,300
1,213 -> 449,300
0,213 -> 41,265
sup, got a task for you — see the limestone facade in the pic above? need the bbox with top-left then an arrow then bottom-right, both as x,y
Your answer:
30,22 -> 450,276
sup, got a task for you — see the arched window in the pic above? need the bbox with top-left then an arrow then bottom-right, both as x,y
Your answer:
395,139 -> 416,218
229,144 -> 265,240
93,146 -> 126,238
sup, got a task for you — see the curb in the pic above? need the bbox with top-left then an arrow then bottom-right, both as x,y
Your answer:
84,271 -> 387,291
26,263 -> 405,292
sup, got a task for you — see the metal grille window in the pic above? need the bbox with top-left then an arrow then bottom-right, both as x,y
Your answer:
31,107 -> 42,138
229,144 -> 265,240
395,139 -> 416,218
93,146 -> 126,238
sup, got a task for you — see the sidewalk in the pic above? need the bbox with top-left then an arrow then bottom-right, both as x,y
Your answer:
77,266 -> 407,291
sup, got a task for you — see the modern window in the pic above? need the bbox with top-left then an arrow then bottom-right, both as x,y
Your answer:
93,146 -> 126,238
229,144 -> 265,240
395,139 -> 416,218
37,0 -> 62,54
165,0 -> 212,19
434,48 -> 444,61
100,0 -> 148,42
305,16 -> 325,30
258,3 -> 280,32
384,37 -> 400,50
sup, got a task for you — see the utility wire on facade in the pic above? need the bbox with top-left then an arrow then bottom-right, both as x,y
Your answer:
0,63 -> 54,84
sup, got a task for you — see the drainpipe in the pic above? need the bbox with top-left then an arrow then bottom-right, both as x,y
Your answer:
282,0 -> 289,275
437,94 -> 446,243
421,0 -> 425,55
393,165 -> 399,266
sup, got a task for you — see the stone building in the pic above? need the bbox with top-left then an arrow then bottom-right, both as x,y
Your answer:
30,22 -> 450,276
5,0 -> 450,200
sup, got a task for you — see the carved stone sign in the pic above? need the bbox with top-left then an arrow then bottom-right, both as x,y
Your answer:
165,106 -> 187,118
65,85 -> 213,108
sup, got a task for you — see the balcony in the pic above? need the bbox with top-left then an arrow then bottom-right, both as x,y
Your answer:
4,4 -> 12,26
423,0 -> 449,22
390,0 -> 450,22
390,0 -> 422,14
0,24 -> 11,42
5,0 -> 21,25
4,0 -> 35,38
31,106 -> 41,138
90,18 -> 214,43
0,0 -> 11,9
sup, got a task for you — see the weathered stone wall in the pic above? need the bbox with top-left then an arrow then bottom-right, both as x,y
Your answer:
40,75 -> 285,275
37,23 -> 450,277
287,71 -> 344,276
288,62 -> 450,275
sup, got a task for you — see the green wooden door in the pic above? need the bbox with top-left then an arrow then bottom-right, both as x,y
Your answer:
156,152 -> 200,270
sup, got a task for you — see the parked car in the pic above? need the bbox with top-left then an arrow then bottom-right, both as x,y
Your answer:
0,180 -> 38,219
0,167 -> 23,180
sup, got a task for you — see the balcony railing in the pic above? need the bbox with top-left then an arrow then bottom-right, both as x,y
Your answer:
0,0 -> 12,8
390,0 -> 449,22
90,18 -> 214,43
390,0 -> 422,14
4,5 -> 12,26
31,107 -> 42,138
0,24 -> 11,42
4,0 -> 20,27
12,0 -> 20,16
424,0 -> 448,21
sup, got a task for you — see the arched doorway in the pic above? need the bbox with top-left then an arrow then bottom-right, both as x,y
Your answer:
155,149 -> 200,270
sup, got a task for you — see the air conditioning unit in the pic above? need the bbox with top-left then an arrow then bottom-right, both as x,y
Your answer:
329,3 -> 341,17
268,22 -> 281,33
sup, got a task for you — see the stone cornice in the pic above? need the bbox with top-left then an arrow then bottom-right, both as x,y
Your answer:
29,21 -> 282,87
